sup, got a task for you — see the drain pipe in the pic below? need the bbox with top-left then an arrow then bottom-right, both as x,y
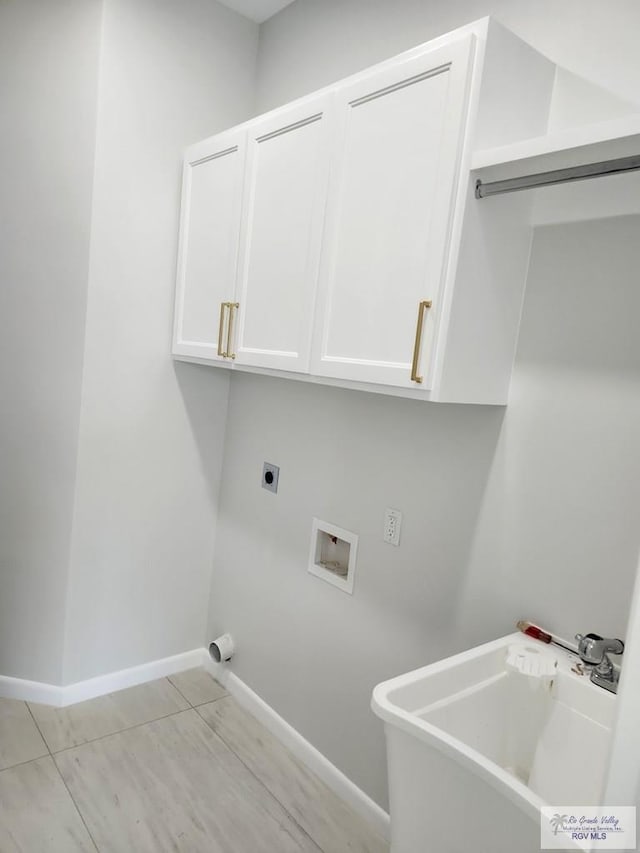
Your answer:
209,633 -> 235,663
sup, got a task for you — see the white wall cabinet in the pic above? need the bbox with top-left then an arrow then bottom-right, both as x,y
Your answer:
173,19 -> 562,403
234,95 -> 332,373
312,37 -> 473,391
173,129 -> 245,364
174,99 -> 332,373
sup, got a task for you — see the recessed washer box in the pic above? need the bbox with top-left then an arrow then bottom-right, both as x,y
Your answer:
308,518 -> 358,595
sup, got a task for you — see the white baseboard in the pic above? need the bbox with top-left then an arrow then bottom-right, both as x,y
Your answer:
0,648 -> 207,707
0,673 -> 65,706
204,657 -> 391,842
62,648 -> 207,706
0,647 -> 390,841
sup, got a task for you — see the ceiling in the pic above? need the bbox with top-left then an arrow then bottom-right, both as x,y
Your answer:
217,0 -> 297,23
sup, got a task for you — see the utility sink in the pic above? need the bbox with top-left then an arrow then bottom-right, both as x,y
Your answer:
372,633 -> 616,853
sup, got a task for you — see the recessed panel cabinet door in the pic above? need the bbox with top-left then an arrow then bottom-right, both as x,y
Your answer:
233,96 -> 333,373
312,36 -> 474,390
172,130 -> 246,362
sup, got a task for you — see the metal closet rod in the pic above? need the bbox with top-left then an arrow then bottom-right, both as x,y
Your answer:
475,153 -> 640,199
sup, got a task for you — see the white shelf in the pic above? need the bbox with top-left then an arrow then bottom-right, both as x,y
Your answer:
471,113 -> 640,225
472,114 -> 640,179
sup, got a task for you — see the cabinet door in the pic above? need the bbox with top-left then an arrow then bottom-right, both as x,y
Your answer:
232,95 -> 332,373
172,129 -> 246,363
311,36 -> 474,389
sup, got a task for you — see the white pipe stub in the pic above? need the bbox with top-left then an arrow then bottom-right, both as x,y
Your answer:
209,633 -> 235,663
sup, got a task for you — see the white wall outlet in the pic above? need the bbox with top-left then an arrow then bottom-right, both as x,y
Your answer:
262,462 -> 279,494
384,508 -> 402,546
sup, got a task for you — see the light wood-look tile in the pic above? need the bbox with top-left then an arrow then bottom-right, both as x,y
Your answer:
0,698 -> 48,770
29,678 -> 189,752
55,709 -> 320,853
0,756 -> 96,851
168,668 -> 227,706
198,697 -> 388,853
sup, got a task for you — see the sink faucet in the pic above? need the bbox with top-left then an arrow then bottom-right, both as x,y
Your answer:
575,633 -> 625,693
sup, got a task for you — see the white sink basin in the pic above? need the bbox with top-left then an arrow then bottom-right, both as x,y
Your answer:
372,633 -> 616,853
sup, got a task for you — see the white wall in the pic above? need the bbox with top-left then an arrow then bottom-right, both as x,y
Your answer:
255,0 -> 640,112
455,217 -> 640,646
61,0 -> 259,683
0,0 -> 101,683
208,0 -> 640,808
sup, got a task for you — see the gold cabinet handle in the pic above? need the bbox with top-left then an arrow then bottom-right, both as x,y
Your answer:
218,302 -> 228,357
410,300 -> 432,384
226,302 -> 239,360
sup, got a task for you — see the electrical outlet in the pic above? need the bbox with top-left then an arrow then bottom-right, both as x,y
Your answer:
262,462 -> 279,494
384,508 -> 402,546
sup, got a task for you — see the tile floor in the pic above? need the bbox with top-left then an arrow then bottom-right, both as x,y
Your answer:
0,669 -> 388,852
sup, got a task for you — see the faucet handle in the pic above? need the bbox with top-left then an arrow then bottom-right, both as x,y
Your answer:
576,633 -> 624,665
575,633 -> 602,665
